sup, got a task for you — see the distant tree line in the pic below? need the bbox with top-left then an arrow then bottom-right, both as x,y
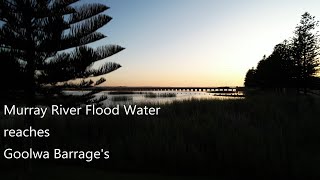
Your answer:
245,12 -> 320,93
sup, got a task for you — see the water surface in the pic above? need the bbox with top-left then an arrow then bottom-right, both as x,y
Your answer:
65,91 -> 243,106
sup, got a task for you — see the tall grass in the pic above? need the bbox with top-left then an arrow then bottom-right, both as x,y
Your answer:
110,95 -> 133,102
1,95 -> 320,178
145,92 -> 176,98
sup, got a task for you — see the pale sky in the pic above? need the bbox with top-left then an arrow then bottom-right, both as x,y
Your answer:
85,0 -> 320,87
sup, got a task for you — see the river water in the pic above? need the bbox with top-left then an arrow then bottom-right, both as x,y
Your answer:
64,91 -> 243,106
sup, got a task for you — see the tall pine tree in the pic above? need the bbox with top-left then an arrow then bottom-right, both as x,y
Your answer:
0,0 -> 124,105
292,12 -> 319,93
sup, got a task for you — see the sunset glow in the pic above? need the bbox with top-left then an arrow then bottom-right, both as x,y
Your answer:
87,0 -> 320,87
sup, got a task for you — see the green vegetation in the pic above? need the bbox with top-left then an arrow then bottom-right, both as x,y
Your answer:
1,95 -> 320,178
111,96 -> 133,102
145,92 -> 177,98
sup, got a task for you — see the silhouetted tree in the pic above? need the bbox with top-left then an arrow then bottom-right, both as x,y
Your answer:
244,68 -> 257,87
245,12 -> 320,93
249,42 -> 293,89
1,1 -> 124,176
0,0 -> 124,105
254,55 -> 282,88
264,41 -> 294,87
292,12 -> 319,93
247,42 -> 296,89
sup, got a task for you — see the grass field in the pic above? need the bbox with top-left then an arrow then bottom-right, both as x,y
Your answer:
1,94 -> 320,179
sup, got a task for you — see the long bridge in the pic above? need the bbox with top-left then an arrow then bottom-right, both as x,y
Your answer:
90,86 -> 245,93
